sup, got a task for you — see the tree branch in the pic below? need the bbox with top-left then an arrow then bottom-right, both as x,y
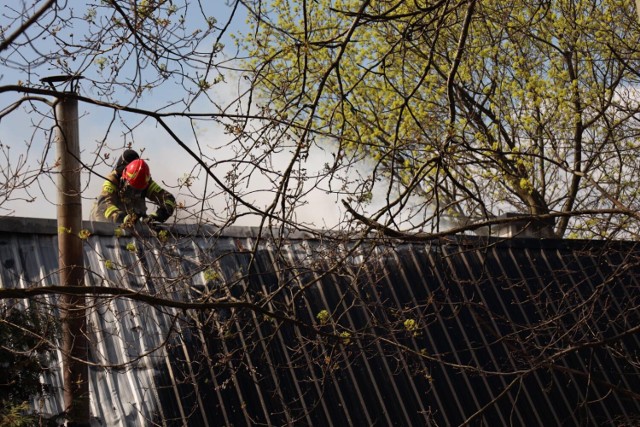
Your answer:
0,0 -> 57,53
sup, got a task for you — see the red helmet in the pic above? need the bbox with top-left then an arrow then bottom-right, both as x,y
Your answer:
122,159 -> 151,190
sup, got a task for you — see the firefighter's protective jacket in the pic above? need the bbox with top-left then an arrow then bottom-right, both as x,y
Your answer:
92,170 -> 176,223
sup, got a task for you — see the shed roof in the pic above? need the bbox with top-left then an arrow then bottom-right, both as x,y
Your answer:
1,217 -> 639,426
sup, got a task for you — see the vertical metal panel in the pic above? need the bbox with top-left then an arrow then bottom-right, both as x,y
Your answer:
538,246 -> 611,425
456,245 -> 538,426
440,244 -> 513,425
241,244 -> 313,426
518,245 -> 589,425
2,223 -> 640,426
414,246 -> 480,425
267,244 -> 338,426
405,244 -> 468,425
282,241 -> 375,426
308,246 -> 392,427
483,244 -> 564,426
563,244 -> 640,420
280,241 -> 353,426
365,245 -> 439,426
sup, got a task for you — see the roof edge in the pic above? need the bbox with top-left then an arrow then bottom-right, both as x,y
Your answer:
1,217 -> 637,252
0,216 -> 310,239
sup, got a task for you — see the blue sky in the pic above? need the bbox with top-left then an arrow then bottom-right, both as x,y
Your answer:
0,1 -> 345,227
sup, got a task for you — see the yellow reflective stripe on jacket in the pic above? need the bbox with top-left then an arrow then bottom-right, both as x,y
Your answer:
102,180 -> 117,194
104,205 -> 120,220
148,181 -> 175,207
147,181 -> 162,194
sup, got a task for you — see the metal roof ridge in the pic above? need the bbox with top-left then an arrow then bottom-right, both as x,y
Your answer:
0,216 -> 320,239
0,216 -> 637,250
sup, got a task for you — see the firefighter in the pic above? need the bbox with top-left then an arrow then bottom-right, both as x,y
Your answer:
91,150 -> 176,226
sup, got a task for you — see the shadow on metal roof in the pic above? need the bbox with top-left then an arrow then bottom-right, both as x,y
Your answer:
1,217 -> 639,426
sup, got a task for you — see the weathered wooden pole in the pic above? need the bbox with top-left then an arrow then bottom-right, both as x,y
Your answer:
46,75 -> 90,426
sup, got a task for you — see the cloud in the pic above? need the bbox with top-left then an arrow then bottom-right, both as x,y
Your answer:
0,63 -> 347,230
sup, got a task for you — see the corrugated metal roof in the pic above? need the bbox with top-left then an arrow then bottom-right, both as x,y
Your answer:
1,217 -> 639,426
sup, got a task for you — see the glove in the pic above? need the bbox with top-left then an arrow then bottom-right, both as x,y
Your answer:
114,211 -> 126,224
149,210 -> 169,223
141,214 -> 165,229
141,214 -> 156,224
121,213 -> 138,227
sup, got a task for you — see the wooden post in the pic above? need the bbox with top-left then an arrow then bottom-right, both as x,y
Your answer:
54,89 -> 90,426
